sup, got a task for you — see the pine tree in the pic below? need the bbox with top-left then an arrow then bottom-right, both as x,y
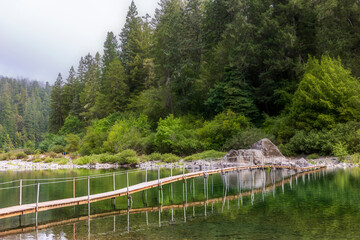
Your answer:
80,53 -> 102,120
101,58 -> 129,114
102,32 -> 119,72
0,81 -> 16,139
119,0 -> 151,94
153,0 -> 184,116
49,73 -> 64,133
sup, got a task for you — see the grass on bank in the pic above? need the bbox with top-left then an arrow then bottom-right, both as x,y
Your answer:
1,149 -> 225,165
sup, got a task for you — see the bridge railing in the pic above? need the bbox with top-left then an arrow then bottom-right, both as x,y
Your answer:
0,160 -> 223,209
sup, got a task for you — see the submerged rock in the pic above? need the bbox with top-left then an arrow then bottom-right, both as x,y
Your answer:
250,138 -> 284,158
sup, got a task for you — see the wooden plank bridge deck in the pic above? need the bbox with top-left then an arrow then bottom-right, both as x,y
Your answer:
0,164 -> 326,220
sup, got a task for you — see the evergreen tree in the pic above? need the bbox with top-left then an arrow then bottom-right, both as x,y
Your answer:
153,0 -> 184,116
49,73 -> 64,133
0,81 -> 16,139
119,0 -> 152,94
101,58 -> 129,114
102,32 -> 119,72
80,53 -> 102,120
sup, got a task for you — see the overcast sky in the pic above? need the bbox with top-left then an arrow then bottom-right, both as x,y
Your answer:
0,0 -> 158,83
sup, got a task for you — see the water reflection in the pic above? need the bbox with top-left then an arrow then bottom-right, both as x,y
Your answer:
0,168 -> 330,239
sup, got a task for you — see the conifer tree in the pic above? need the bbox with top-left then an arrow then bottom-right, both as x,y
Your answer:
49,73 -> 64,133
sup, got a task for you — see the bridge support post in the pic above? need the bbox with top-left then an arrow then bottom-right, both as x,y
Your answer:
113,172 -> 115,191
88,177 -> 90,216
145,167 -> 148,182
127,171 -> 129,207
36,183 -> 40,212
183,163 -> 185,178
72,178 -> 75,198
170,164 -> 173,202
19,179 -> 22,206
112,173 -> 116,206
158,166 -> 161,204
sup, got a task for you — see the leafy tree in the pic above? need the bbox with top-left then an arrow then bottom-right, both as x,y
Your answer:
80,113 -> 121,155
65,134 -> 81,153
154,114 -> 201,155
289,56 -> 360,130
103,114 -> 150,153
59,115 -> 84,135
198,110 -> 250,150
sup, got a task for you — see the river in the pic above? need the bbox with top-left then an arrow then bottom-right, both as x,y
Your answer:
0,167 -> 359,239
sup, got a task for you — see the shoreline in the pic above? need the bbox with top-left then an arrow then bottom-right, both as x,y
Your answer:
0,157 -> 357,172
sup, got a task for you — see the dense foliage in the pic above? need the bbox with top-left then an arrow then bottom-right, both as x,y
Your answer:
2,0 -> 360,159
0,77 -> 50,151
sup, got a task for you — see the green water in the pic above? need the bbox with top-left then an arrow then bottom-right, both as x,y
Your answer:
0,168 -> 360,239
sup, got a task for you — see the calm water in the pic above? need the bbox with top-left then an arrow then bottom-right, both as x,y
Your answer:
0,167 -> 359,239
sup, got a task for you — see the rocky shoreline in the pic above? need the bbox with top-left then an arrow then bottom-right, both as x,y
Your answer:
0,138 -> 357,171
0,156 -> 356,172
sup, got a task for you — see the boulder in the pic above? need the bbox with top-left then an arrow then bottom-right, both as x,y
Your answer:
250,138 -> 284,158
224,149 -> 264,165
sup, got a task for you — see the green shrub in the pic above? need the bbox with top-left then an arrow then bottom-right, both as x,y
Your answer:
162,153 -> 180,163
154,115 -> 202,155
44,157 -> 69,164
80,113 -> 121,155
333,142 -> 349,161
15,152 -> 27,159
124,156 -> 140,164
32,159 -> 43,163
98,153 -> 117,163
306,153 -> 319,160
73,156 -> 98,165
114,149 -> 139,165
283,130 -> 332,155
140,155 -> 150,162
0,153 -> 7,160
65,134 -> 81,153
184,150 -> 225,161
24,148 -> 34,155
148,152 -> 163,161
50,145 -> 65,153
38,134 -> 66,152
350,153 -> 360,164
44,158 -> 56,163
103,114 -> 150,153
198,110 -> 250,150
55,158 -> 70,165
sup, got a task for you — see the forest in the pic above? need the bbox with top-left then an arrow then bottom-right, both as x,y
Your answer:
1,0 -> 360,161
